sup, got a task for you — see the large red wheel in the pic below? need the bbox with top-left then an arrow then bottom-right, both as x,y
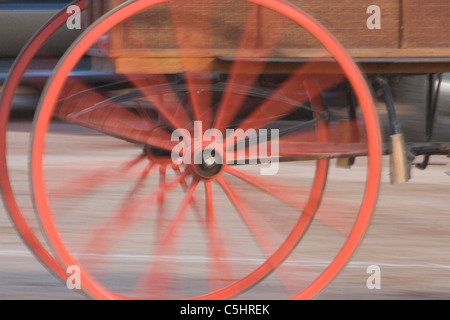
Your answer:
29,0 -> 381,299
0,0 -> 88,284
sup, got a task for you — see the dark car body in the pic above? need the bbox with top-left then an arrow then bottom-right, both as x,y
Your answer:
0,1 -> 112,113
0,1 -> 82,58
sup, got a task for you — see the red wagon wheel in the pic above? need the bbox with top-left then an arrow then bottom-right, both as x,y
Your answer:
29,0 -> 381,299
0,0 -> 88,284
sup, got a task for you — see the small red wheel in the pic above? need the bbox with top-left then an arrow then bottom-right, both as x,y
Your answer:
29,0 -> 381,299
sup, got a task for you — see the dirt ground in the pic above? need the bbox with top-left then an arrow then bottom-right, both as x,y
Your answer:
0,120 -> 448,300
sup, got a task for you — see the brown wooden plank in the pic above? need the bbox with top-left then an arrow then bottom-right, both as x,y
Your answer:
115,57 -> 216,74
403,0 -> 450,48
107,0 -> 257,57
105,56 -> 450,75
261,0 -> 400,50
103,0 -> 401,52
95,47 -> 450,60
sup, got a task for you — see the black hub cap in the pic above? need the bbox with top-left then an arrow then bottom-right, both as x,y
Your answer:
194,149 -> 223,179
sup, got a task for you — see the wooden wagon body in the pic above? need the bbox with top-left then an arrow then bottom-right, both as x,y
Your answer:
87,0 -> 450,74
84,0 -> 449,179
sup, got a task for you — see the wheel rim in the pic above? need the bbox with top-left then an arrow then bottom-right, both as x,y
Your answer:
0,0 -> 87,284
30,0 -> 381,299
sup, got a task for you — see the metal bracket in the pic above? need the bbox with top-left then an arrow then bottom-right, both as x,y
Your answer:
416,73 -> 443,170
373,77 -> 410,184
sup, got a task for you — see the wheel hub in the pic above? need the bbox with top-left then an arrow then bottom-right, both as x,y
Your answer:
193,148 -> 223,179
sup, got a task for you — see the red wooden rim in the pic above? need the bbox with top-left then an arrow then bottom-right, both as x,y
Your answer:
30,0 -> 382,299
0,0 -> 87,284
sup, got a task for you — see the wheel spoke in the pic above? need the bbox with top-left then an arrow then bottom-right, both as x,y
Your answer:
116,19 -> 193,132
216,176 -> 279,256
74,164 -> 191,272
216,175 -> 309,295
77,162 -> 155,270
228,68 -> 344,144
84,17 -> 194,133
224,166 -> 306,210
276,127 -> 368,160
55,78 -> 176,152
204,180 -> 234,292
156,165 -> 167,239
126,75 -> 193,133
136,178 -> 199,299
214,4 -> 287,132
172,166 -> 204,223
48,154 -> 145,200
169,0 -> 213,127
